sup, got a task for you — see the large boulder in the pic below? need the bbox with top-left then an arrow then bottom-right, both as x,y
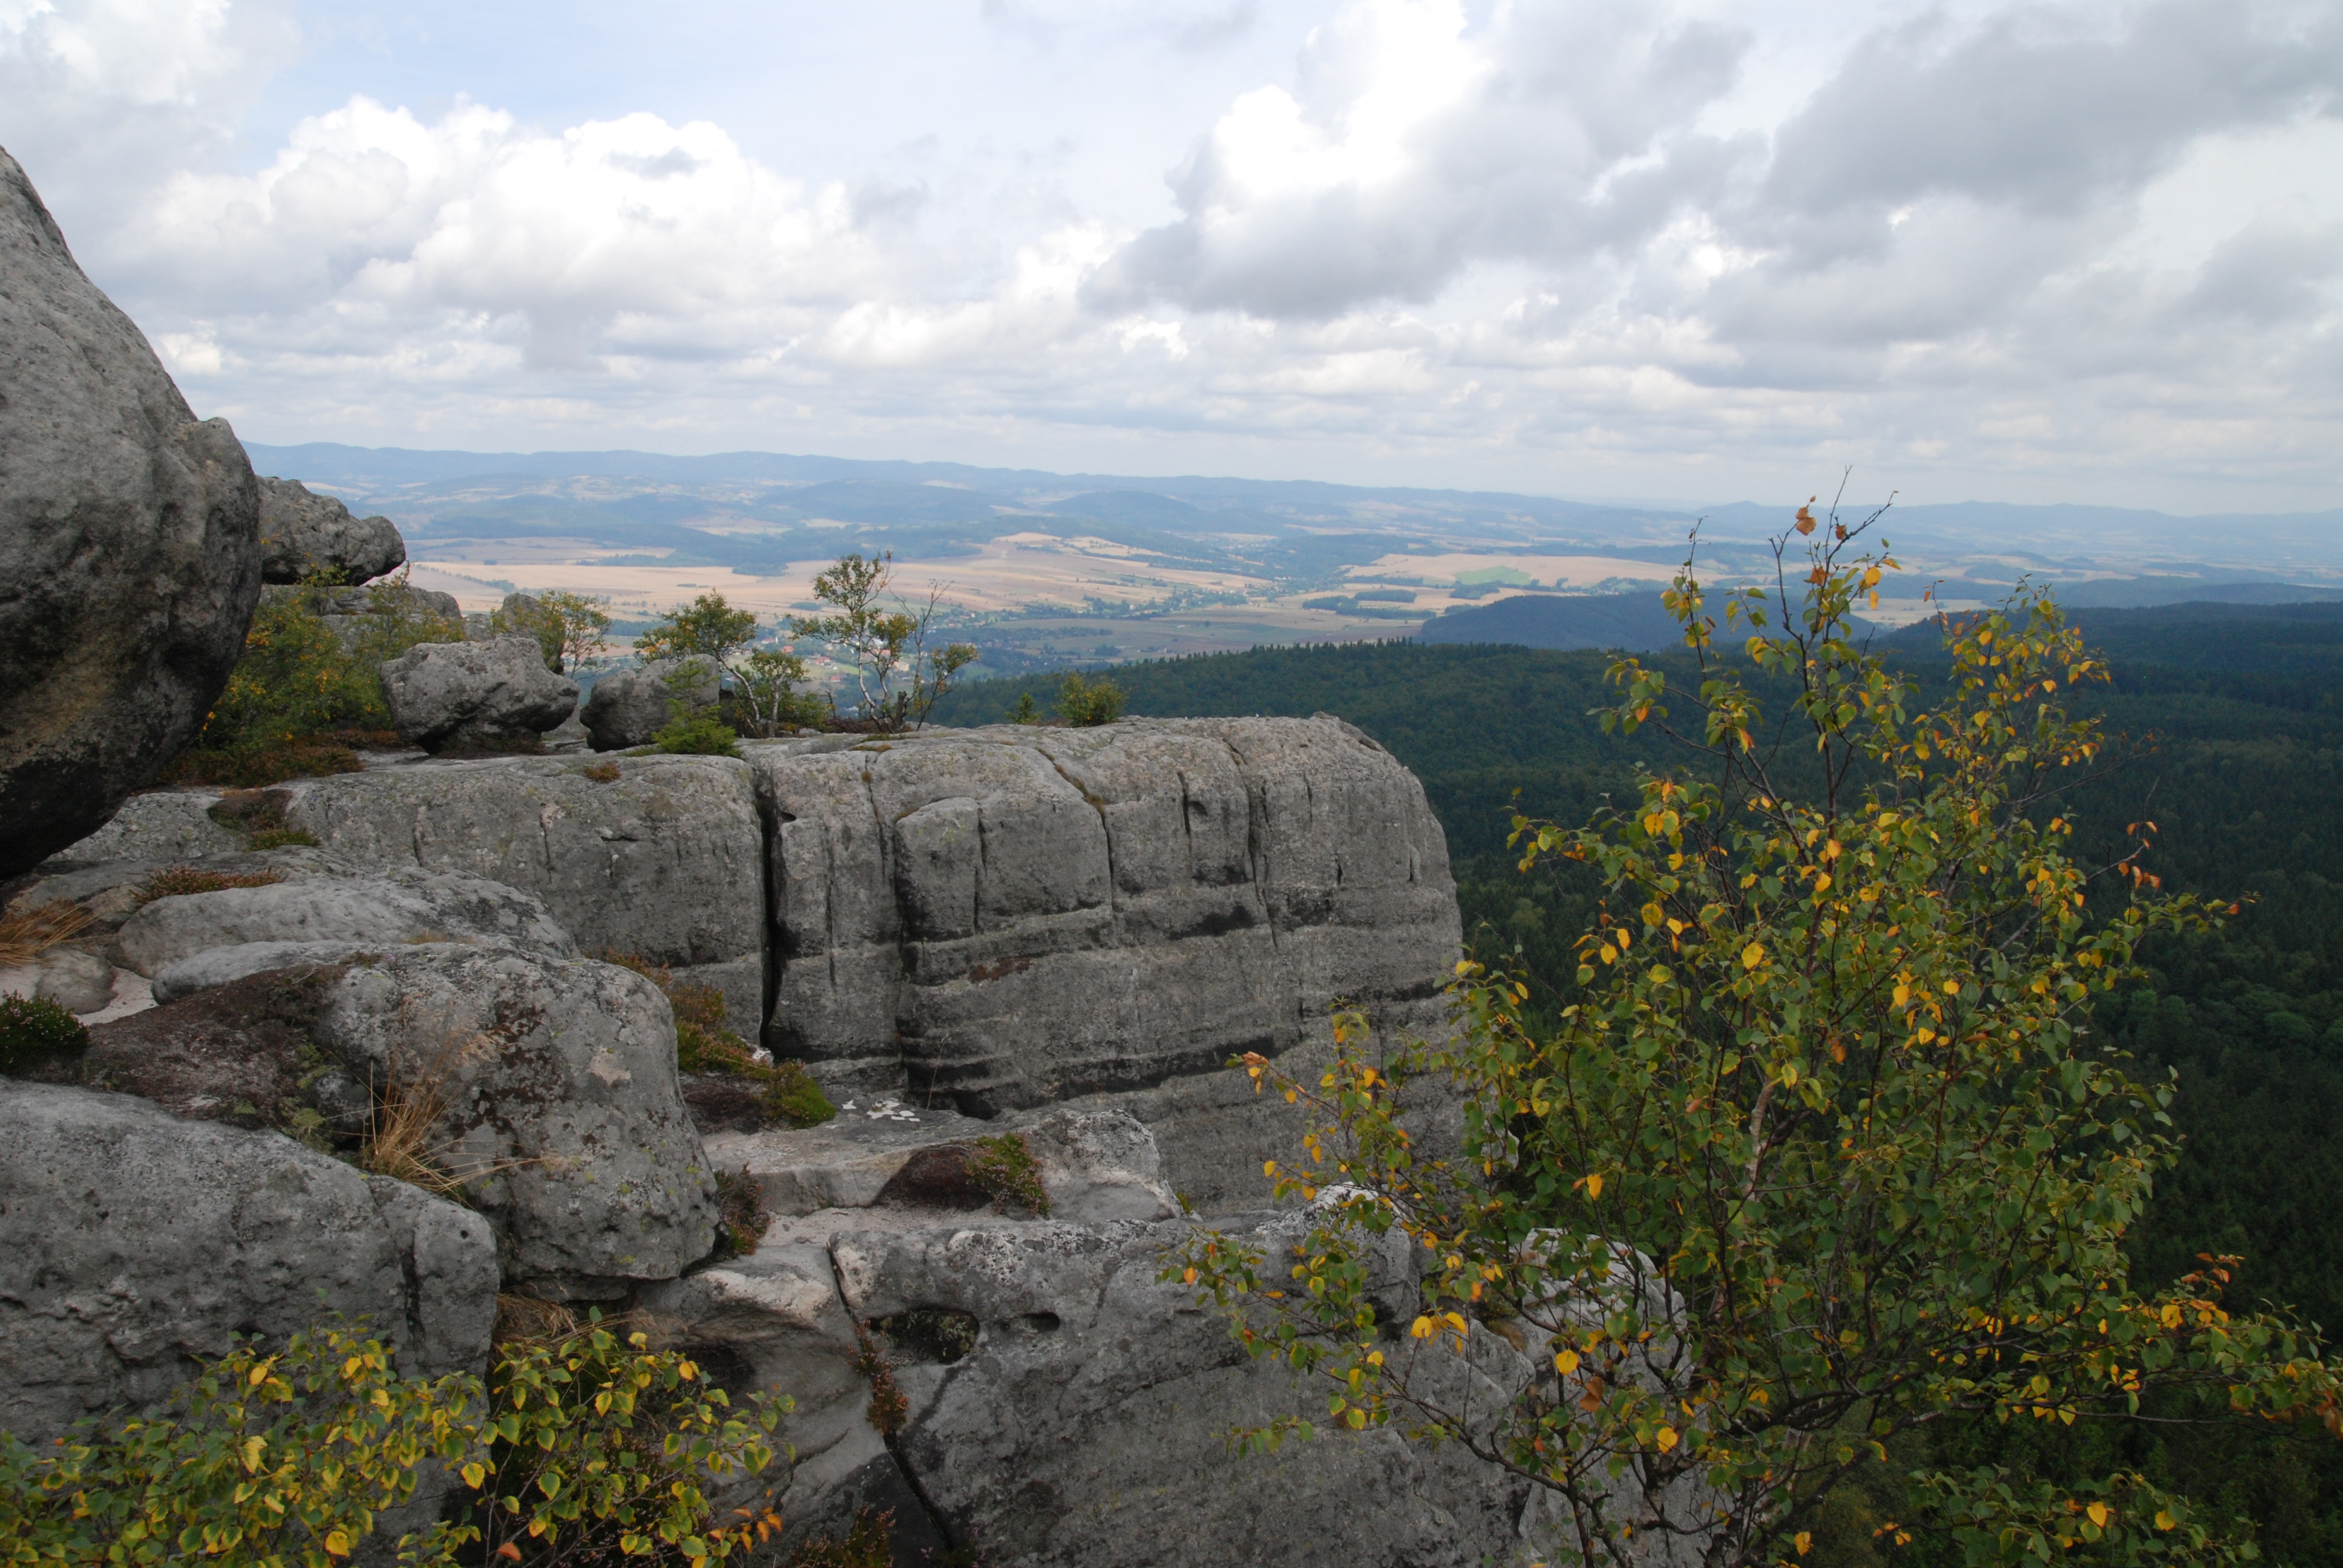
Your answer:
0,1079 -> 497,1442
580,658 -> 722,751
381,636 -> 579,752
315,947 -> 720,1298
114,863 -> 579,979
257,475 -> 405,585
0,148 -> 263,877
276,754 -> 768,1028
746,718 -> 1460,1204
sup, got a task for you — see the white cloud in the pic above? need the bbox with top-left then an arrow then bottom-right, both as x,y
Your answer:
2,0 -> 2339,509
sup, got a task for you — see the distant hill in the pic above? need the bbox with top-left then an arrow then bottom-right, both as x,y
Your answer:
1415,591 -> 1686,652
1887,598 -> 2343,675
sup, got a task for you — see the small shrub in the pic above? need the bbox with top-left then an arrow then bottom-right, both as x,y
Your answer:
652,713 -> 743,757
582,760 -> 622,782
0,1315 -> 788,1567
249,827 -> 321,850
786,1508 -> 896,1568
0,901 -> 94,967
603,950 -> 835,1128
761,1060 -> 837,1128
712,1166 -> 772,1259
1009,691 -> 1038,725
850,1327 -> 909,1436
137,866 -> 284,906
0,994 -> 90,1076
1056,671 -> 1125,727
966,1132 -> 1050,1216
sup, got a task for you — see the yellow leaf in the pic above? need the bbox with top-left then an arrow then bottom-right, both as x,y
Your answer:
323,1530 -> 352,1558
2155,1511 -> 2176,1532
1795,1532 -> 1812,1555
1554,1349 -> 1581,1374
2160,1303 -> 2183,1328
1411,1316 -> 1439,1339
1656,1425 -> 1680,1452
2086,1504 -> 2109,1529
241,1436 -> 266,1473
1742,942 -> 1766,971
461,1463 -> 488,1490
1585,1173 -> 1604,1200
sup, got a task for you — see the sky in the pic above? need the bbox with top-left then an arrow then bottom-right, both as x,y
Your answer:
2,0 -> 2339,511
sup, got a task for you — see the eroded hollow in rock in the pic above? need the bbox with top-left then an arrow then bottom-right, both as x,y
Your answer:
876,1308 -> 980,1365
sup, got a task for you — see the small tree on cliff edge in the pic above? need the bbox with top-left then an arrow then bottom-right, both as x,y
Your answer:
1172,501 -> 2342,1568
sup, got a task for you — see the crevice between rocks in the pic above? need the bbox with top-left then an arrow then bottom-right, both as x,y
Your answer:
822,1244 -> 963,1558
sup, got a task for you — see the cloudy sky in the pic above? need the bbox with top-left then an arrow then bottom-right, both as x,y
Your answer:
4,0 -> 2339,509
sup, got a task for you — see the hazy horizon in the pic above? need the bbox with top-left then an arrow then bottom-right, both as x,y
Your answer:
7,2 -> 2339,514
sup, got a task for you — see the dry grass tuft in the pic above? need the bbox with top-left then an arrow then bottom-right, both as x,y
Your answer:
0,902 -> 96,967
491,1293 -> 654,1350
361,1019 -> 527,1203
136,866 -> 284,906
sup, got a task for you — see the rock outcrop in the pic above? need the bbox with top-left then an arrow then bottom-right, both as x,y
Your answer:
0,1079 -> 497,1442
581,658 -> 722,751
0,148 -> 263,877
381,636 -> 580,751
749,718 -> 1458,1204
257,475 -> 405,585
274,755 -> 768,1028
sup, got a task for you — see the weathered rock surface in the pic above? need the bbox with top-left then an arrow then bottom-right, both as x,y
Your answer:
643,1111 -> 1579,1568
315,947 -> 719,1296
278,755 -> 767,1027
61,964 -> 367,1133
257,475 -> 405,585
580,658 -> 721,751
114,864 -> 578,978
747,717 -> 1459,1204
31,789 -> 247,866
0,148 -> 263,877
381,635 -> 579,751
0,945 -> 115,1014
0,1079 -> 495,1442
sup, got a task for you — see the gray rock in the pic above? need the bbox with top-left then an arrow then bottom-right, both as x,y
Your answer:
746,717 -> 1460,1206
704,1106 -> 1174,1225
315,947 -> 719,1296
39,789 -> 244,866
256,475 -> 405,585
114,865 -> 578,979
646,1114 -> 1573,1568
0,945 -> 115,1014
0,148 -> 263,876
380,635 -> 578,751
580,658 -> 722,751
278,754 -> 767,1029
0,1079 -> 496,1442
147,940 -> 404,1005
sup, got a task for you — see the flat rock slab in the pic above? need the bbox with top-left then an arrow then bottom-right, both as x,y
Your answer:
705,1105 -> 1173,1224
278,754 -> 767,1029
114,864 -> 578,978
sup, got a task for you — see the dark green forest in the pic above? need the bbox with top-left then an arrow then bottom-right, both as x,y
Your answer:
934,603 -> 2343,1563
